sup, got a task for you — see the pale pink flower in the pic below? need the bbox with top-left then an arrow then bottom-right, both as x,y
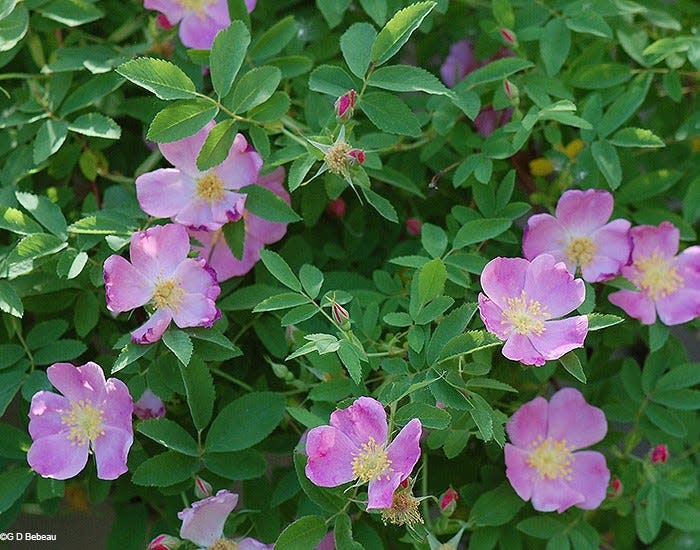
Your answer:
608,222 -> 700,325
145,0 -> 256,49
136,122 -> 263,231
104,224 -> 221,344
133,388 -> 166,420
478,254 -> 588,366
189,167 -> 290,281
505,388 -> 610,513
523,189 -> 632,282
305,396 -> 422,509
27,362 -> 133,480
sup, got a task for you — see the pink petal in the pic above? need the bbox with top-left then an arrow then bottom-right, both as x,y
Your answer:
92,426 -> 132,480
474,109 -> 498,137
528,316 -> 588,361
480,257 -> 529,310
630,222 -> 679,261
506,396 -> 548,448
564,451 -> 610,510
173,258 -> 220,297
546,388 -> 606,450
524,254 -> 585,318
581,256 -> 624,284
134,388 -> 166,420
245,0 -> 256,10
656,288 -> 700,326
216,134 -> 263,190
440,40 -> 478,87
366,471 -> 403,510
171,293 -> 220,328
190,229 -> 261,281
103,255 -> 154,313
304,426 -> 357,487
102,377 -> 134,432
478,293 -> 510,340
329,396 -> 388,448
530,475 -> 584,513
174,200 -> 221,231
502,333 -> 546,366
28,391 -> 70,439
144,0 -> 184,22
135,169 -> 194,220
386,419 -> 422,479
28,433 -> 89,480
246,214 -> 288,246
179,490 -> 239,547
522,213 -> 569,264
504,444 -> 534,502
131,308 -> 173,344
205,0 -> 230,24
608,289 -> 657,325
555,190 -> 613,234
129,224 -> 190,280
209,191 -> 247,225
160,122 -> 214,176
179,12 -> 225,50
237,538 -> 273,550
677,246 -> 700,288
46,362 -> 107,403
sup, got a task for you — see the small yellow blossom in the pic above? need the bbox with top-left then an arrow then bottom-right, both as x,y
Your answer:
529,157 -> 555,177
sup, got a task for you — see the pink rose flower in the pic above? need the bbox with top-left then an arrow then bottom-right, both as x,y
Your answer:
133,388 -> 166,420
523,189 -> 632,282
189,167 -> 290,281
144,0 -> 256,49
27,362 -> 133,480
478,254 -> 588,366
104,224 -> 221,344
505,388 -> 610,513
608,221 -> 700,325
136,122 -> 263,231
305,396 -> 422,509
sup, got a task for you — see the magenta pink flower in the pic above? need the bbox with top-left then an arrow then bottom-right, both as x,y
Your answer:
608,222 -> 700,325
478,254 -> 588,366
523,189 -> 632,282
305,396 -> 422,509
133,388 -> 166,420
505,388 -> 610,513
651,443 -> 669,464
136,122 -> 263,231
104,224 -> 221,344
189,167 -> 290,281
144,0 -> 256,49
27,362 -> 133,480
147,534 -> 180,550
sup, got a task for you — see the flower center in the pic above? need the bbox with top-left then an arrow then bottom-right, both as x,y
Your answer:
501,290 -> 549,336
380,490 -> 424,527
178,0 -> 214,16
633,251 -> 684,300
196,172 -> 226,203
351,437 -> 391,483
152,279 -> 184,311
325,141 -> 352,176
565,237 -> 596,267
208,540 -> 238,550
61,400 -> 104,446
526,436 -> 573,480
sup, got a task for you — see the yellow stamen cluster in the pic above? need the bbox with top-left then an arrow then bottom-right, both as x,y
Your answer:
178,0 -> 213,16
351,437 -> 391,483
380,490 -> 423,527
633,251 -> 684,300
565,237 -> 596,267
61,400 -> 105,446
152,279 -> 184,311
208,539 -> 238,550
526,435 -> 573,480
502,290 -> 548,336
196,172 -> 226,203
325,141 -> 352,176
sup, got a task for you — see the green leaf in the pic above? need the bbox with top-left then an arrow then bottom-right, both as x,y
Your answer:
559,351 -> 586,383
663,500 -> 700,532
147,99 -> 218,143
360,187 -> 399,223
337,340 -> 362,384
453,218 -> 511,249
565,10 -> 612,38
137,418 -> 199,456
60,72 -> 124,116
395,402 -> 450,429
418,258 -> 447,304
131,451 -> 199,487
334,514 -> 363,550
308,65 -> 357,97
162,328 -> 193,366
517,517 -> 567,539
587,313 -> 624,331
7,233 -> 67,268
644,403 -> 687,438
414,296 -> 454,325
275,515 -> 327,550
210,20 -> 250,97
0,370 -> 25,416
206,392 -> 286,452
68,113 -> 121,139
540,18 -> 570,76
421,223 -> 447,258
438,331 -> 502,363
493,0 -> 514,27
299,264 -> 324,299
14,191 -> 67,239
196,119 -> 239,171
0,6 -> 27,52
451,89 -> 481,120
426,303 -> 477,363
240,183 -> 300,223
463,57 -> 534,88
74,292 -> 99,337
248,91 -> 291,122
253,292 -> 310,312
0,0 -> 17,20
116,57 -> 197,100
384,312 -> 412,327
0,205 -> 42,235
597,73 -> 652,138
250,15 -> 297,60
371,1 -> 436,65
259,250 -> 302,292
340,22 -> 376,78
609,127 -> 664,148
368,65 -> 450,95
359,0 -> 386,25
0,468 -> 33,515
180,357 -> 215,430
0,423 -> 30,459
33,339 -> 87,365
33,119 -> 68,164
286,406 -> 325,429
0,281 -> 22,318
112,342 -> 153,374
204,449 -> 266,480
651,389 -> 700,410
360,91 -> 421,136
569,63 -> 631,89
591,140 -> 622,190
617,170 -> 682,204
225,66 -> 281,113
293,453 -> 346,512
226,0 -> 250,29
218,217 -> 244,260
470,482 -> 526,526
39,0 -> 102,26
656,363 -> 700,391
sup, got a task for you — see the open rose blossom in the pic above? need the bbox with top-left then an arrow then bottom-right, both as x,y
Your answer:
145,0 -> 256,49
189,167 -> 290,281
608,221 -> 700,325
305,396 -> 422,509
136,122 -> 263,231
523,189 -> 632,282
178,490 -> 272,549
478,254 -> 588,366
27,362 -> 133,480
104,224 -> 221,344
505,388 -> 610,513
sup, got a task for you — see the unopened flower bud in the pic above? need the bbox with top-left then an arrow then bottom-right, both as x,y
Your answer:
406,218 -> 422,237
608,478 -> 623,498
503,79 -> 519,103
156,14 -> 173,30
133,388 -> 166,420
326,198 -> 346,218
335,89 -> 356,120
439,486 -> 459,516
148,534 -> 181,550
651,443 -> 669,464
331,302 -> 350,326
348,149 -> 365,165
194,476 -> 212,499
499,28 -> 517,46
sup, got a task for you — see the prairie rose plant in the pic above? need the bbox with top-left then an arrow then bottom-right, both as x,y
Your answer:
1,0 -> 699,548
